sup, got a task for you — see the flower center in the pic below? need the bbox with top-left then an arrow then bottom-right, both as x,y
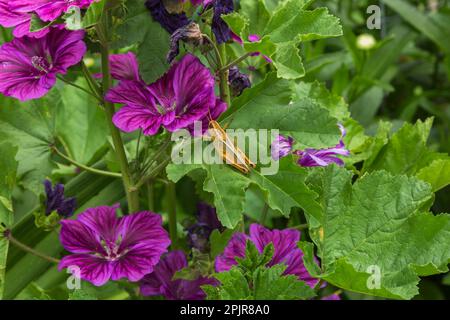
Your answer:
101,238 -> 127,261
31,56 -> 52,74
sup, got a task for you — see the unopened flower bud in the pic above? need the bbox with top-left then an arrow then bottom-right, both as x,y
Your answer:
228,66 -> 251,96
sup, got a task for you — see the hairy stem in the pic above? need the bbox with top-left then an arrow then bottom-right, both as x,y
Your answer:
99,10 -> 140,214
57,75 -> 102,102
4,230 -> 60,264
167,181 -> 177,249
52,146 -> 122,178
218,44 -> 231,107
219,52 -> 252,73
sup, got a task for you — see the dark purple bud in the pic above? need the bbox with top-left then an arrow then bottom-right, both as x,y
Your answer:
167,22 -> 203,63
186,203 -> 223,253
211,0 -> 234,44
44,180 -> 76,218
228,66 -> 251,96
145,0 -> 190,34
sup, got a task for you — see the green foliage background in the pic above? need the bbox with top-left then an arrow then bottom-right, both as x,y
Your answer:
0,0 -> 449,300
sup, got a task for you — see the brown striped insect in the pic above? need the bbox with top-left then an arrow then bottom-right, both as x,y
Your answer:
208,120 -> 256,174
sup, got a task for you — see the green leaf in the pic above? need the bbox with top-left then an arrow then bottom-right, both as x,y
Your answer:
167,158 -> 322,229
224,73 -> 341,149
29,14 -> 53,32
56,79 -> 108,164
0,143 -> 18,299
82,0 -> 106,28
363,118 -> 450,191
112,0 -> 151,49
223,0 -> 342,80
204,267 -> 251,300
0,96 -> 57,195
312,166 -> 450,299
69,288 -> 98,300
240,0 -> 271,36
272,42 -> 305,79
252,264 -> 316,300
137,19 -> 170,83
266,6 -> 342,43
416,159 -> 450,192
210,229 -> 235,260
204,245 -> 315,300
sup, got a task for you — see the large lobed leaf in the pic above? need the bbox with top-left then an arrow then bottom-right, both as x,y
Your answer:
303,166 -> 450,299
223,0 -> 342,79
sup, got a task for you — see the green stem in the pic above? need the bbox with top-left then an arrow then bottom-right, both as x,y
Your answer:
57,75 -> 102,102
99,11 -> 140,214
260,203 -> 269,225
52,146 -> 122,178
4,230 -> 60,264
219,52 -> 252,72
218,44 -> 231,107
146,181 -> 154,212
136,156 -> 171,189
81,60 -> 103,99
167,182 -> 177,249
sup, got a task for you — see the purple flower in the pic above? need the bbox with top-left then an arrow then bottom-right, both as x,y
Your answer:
145,0 -> 190,34
322,293 -> 341,300
109,52 -> 142,82
295,124 -> 350,167
228,66 -> 251,96
271,134 -> 293,160
186,203 -> 224,252
0,0 -> 50,38
211,0 -> 234,44
106,54 -> 226,135
0,27 -> 86,101
9,0 -> 95,22
44,179 -> 76,218
140,250 -> 218,300
215,224 -> 318,288
59,205 -> 171,286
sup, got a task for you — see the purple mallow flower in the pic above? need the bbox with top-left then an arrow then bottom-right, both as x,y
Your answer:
9,0 -> 95,22
145,0 -> 190,34
140,250 -> 218,300
59,205 -> 170,286
215,224 -> 318,288
186,203 -> 224,252
0,0 -> 50,38
295,124 -> 350,167
44,180 -> 76,218
0,27 -> 86,101
106,54 -> 226,135
271,125 -> 350,167
271,134 -> 293,161
228,66 -> 251,96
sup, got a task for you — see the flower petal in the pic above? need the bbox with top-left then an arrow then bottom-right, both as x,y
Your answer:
215,232 -> 247,272
59,254 -> 113,287
59,219 -> 104,254
77,205 -> 122,245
